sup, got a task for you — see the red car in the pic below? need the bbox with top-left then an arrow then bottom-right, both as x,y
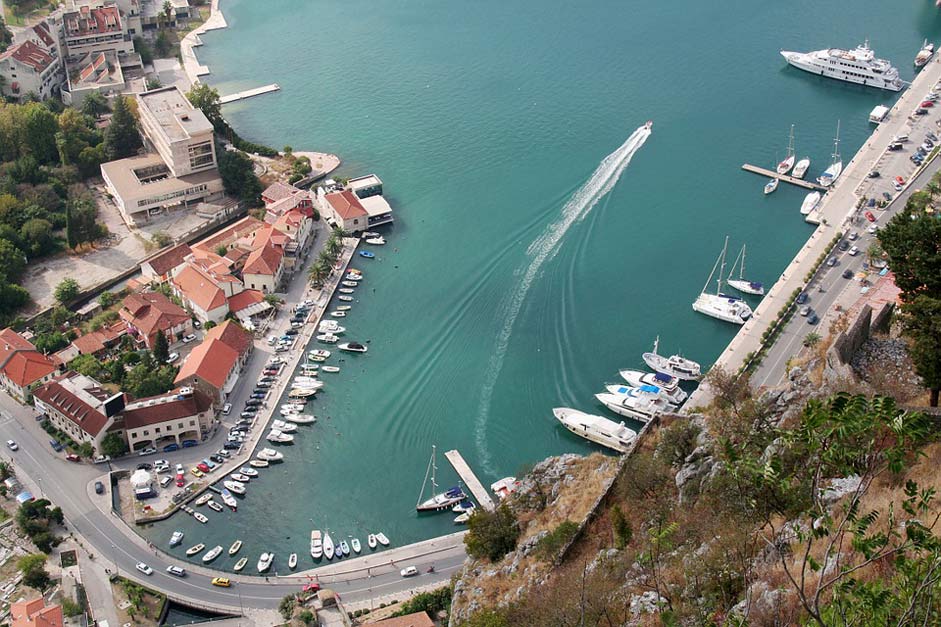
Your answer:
865,210 -> 876,222
175,473 -> 185,487
921,100 -> 935,108
196,462 -> 211,473
895,175 -> 906,185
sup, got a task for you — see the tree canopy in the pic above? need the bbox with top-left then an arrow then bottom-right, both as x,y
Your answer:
103,96 -> 141,161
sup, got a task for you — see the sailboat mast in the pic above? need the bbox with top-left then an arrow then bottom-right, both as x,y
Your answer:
416,446 -> 435,507
727,244 -> 744,282
716,236 -> 729,295
701,244 -> 724,295
740,244 -> 747,280
787,124 -> 795,159
832,120 -> 841,163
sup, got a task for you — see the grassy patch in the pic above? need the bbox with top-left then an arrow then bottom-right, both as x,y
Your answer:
3,0 -> 53,26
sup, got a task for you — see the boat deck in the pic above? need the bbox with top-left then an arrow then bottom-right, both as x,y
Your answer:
443,449 -> 495,512
741,163 -> 827,191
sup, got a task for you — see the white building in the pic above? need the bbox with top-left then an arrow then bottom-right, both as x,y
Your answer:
0,40 -> 64,102
61,4 -> 135,63
137,86 -> 217,177
61,50 -> 125,107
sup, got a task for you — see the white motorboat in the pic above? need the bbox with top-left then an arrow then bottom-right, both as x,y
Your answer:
257,552 -> 274,572
763,178 -> 778,195
455,512 -> 471,524
318,323 -> 345,335
170,531 -> 184,547
553,407 -> 638,453
780,41 -> 904,91
309,349 -> 331,360
249,459 -> 270,468
618,370 -> 687,405
186,543 -> 205,556
267,430 -> 295,444
800,191 -> 822,216
257,448 -> 284,462
338,295 -> 354,302
230,473 -> 251,482
233,557 -> 248,572
284,413 -> 316,424
605,383 -> 680,407
792,157 -> 811,179
453,500 -> 475,513
229,540 -> 242,555
642,336 -> 702,381
776,125 -> 796,174
365,236 -> 386,245
288,388 -> 317,397
341,281 -> 359,288
338,288 -> 355,294
351,537 -> 362,553
916,39 -> 935,68
310,530 -> 323,559
292,378 -> 324,391
817,121 -> 842,188
220,488 -> 239,506
726,244 -> 765,296
323,533 -> 335,559
595,390 -> 668,423
239,467 -> 258,477
367,534 -> 378,549
272,419 -> 298,433
363,231 -> 381,239
207,500 -> 223,512
339,540 -> 350,556
338,342 -> 368,353
289,553 -> 298,569
692,237 -> 753,325
336,305 -> 352,311
193,512 -> 208,524
330,311 -> 346,318
202,545 -> 223,562
195,493 -> 212,506
376,532 -> 390,546
223,480 -> 246,495
321,366 -> 341,373
491,477 -> 519,501
416,445 -> 466,512
317,333 -> 339,344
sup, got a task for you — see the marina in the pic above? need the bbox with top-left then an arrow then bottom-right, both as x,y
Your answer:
443,449 -> 496,513
741,163 -> 827,190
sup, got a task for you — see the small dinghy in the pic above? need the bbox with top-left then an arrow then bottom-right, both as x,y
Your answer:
289,552 -> 298,569
193,512 -> 208,524
351,537 -> 362,553
249,459 -> 270,468
195,494 -> 213,506
359,250 -> 375,258
376,532 -> 390,546
284,413 -> 316,424
455,512 -> 471,524
229,540 -> 242,555
338,296 -> 354,303
339,288 -> 355,294
234,557 -> 248,572
330,311 -> 346,318
230,473 -> 250,482
341,281 -> 359,288
207,500 -> 223,512
239,467 -> 258,477
339,540 -> 350,556
317,334 -> 339,344
186,543 -> 205,556
368,534 -> 378,549
365,236 -> 386,245
170,531 -> 184,547
336,305 -> 352,311
321,366 -> 340,373
202,545 -> 223,562
323,533 -> 335,560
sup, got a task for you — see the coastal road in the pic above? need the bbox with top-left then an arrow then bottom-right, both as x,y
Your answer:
752,132 -> 941,389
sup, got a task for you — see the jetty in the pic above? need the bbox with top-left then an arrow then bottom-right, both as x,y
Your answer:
219,83 -> 281,105
444,450 -> 495,512
741,163 -> 826,191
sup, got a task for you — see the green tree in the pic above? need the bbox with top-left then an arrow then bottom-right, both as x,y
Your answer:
465,504 -> 520,562
803,331 -> 821,348
278,594 -> 296,620
460,610 -> 511,627
81,91 -> 109,119
33,332 -> 68,354
69,354 -> 103,378
17,554 -> 50,591
610,504 -> 632,549
162,0 -> 173,24
154,30 -> 171,57
901,295 -> 941,406
297,610 -> 315,626
101,432 -> 127,457
103,96 -> 141,161
185,83 -> 222,125
0,238 -> 26,282
19,218 -> 55,258
54,277 -> 80,304
23,103 -> 59,165
152,330 -> 169,364
307,261 -> 329,287
0,17 -> 12,53
55,108 -> 96,166
66,196 -> 103,246
77,143 -> 106,179
217,150 -> 262,205
392,586 -> 452,618
98,291 -> 115,308
879,209 -> 941,300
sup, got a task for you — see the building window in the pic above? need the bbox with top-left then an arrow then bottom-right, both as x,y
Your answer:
189,420 -> 195,426
143,430 -> 149,436
178,422 -> 183,429
155,427 -> 161,433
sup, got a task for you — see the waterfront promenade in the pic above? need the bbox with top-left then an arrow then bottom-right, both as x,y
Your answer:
687,56 -> 941,408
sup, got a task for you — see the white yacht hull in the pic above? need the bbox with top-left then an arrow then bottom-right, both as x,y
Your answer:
781,49 -> 903,91
727,278 -> 765,296
792,158 -> 811,179
800,191 -> 821,215
618,370 -> 687,405
553,407 -> 637,453
692,293 -> 752,325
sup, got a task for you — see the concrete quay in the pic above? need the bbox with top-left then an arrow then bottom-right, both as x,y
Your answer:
180,0 -> 228,85
687,56 -> 941,409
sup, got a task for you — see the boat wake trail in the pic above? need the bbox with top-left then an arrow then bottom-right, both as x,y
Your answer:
473,124 -> 652,474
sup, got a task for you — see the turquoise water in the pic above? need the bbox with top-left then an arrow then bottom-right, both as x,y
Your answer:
142,0 -> 941,568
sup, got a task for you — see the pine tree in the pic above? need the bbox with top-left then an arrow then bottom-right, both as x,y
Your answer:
103,96 -> 142,161
152,330 -> 169,364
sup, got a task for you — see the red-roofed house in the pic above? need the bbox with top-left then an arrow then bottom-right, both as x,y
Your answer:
33,372 -> 125,450
119,291 -> 192,348
121,387 -> 214,452
170,263 -> 230,324
0,40 -> 63,102
227,289 -> 266,317
66,321 -> 128,358
10,597 -> 64,627
62,5 -> 134,63
242,238 -> 285,293
262,181 -> 315,218
173,338 -> 240,404
318,189 -> 369,232
0,329 -> 58,403
141,243 -> 192,284
270,209 -> 314,264
366,612 -> 435,627
204,320 -> 253,369
191,216 -> 265,257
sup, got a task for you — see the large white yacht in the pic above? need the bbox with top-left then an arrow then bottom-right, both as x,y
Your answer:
594,388 -> 669,423
780,41 -> 904,92
642,336 -> 702,381
692,237 -> 753,325
619,369 -> 688,405
553,407 -> 637,453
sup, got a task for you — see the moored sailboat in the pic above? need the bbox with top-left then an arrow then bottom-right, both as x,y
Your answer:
726,244 -> 765,295
776,125 -> 796,174
817,121 -> 842,188
691,237 -> 753,324
416,445 -> 466,512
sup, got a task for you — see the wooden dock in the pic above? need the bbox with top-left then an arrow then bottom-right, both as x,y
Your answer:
219,83 -> 280,105
444,449 -> 495,512
741,163 -> 826,191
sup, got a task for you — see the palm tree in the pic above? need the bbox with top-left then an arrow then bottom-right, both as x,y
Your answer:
326,237 -> 342,257
318,249 -> 336,268
926,180 -> 941,199
308,262 -> 328,287
332,226 -> 350,240
803,332 -> 821,348
162,0 -> 173,26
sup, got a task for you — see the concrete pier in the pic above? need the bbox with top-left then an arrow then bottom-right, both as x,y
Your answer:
219,83 -> 281,104
741,163 -> 826,191
444,449 -> 495,512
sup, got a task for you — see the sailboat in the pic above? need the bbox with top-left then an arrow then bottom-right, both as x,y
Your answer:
691,237 -> 754,325
416,445 -> 466,512
763,178 -> 778,195
800,191 -> 821,216
776,125 -> 796,175
726,244 -> 764,295
792,156 -> 811,179
817,121 -> 842,188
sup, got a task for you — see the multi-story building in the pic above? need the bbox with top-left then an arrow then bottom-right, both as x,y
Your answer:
173,323 -> 251,404
120,386 -> 213,452
119,290 -> 192,348
0,40 -> 64,102
137,86 -> 217,177
316,174 -> 394,233
32,371 -> 125,451
0,329 -> 58,403
10,597 -> 64,627
61,50 -> 125,107
61,4 -> 135,63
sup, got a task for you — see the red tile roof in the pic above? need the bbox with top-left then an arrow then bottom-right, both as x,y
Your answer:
243,242 -> 283,276
122,389 -> 212,429
227,289 -> 264,314
262,181 -> 299,204
32,373 -> 115,438
31,23 -> 56,48
64,5 -> 121,38
204,320 -> 253,356
10,597 -> 64,627
0,41 -> 55,74
145,243 -> 192,277
367,612 -> 435,627
171,264 -> 227,313
119,292 -> 189,345
325,190 -> 368,220
71,322 -> 127,356
174,338 -> 239,390
193,216 -> 263,254
0,329 -> 56,389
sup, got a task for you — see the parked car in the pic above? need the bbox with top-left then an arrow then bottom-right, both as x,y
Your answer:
895,175 -> 907,185
838,240 -> 850,251
215,450 -> 230,458
193,319 -> 201,329
176,475 -> 185,487
796,292 -> 808,305
865,211 -> 876,222
166,565 -> 186,577
196,462 -> 211,473
240,411 -> 256,418
190,468 -> 204,478
94,481 -> 104,494
848,231 -> 859,241
163,443 -> 179,452
6,440 -> 17,451
182,440 -> 198,448
167,352 -> 180,363
222,403 -> 232,415
250,393 -> 266,400
93,454 -> 110,464
210,454 -> 224,464
888,142 -> 903,151
867,170 -> 880,178
223,442 -> 242,451
882,192 -> 893,201
826,256 -> 837,267
135,562 -> 153,576
807,313 -> 820,325
159,476 -> 173,488
138,447 -> 157,456
868,224 -> 880,234
49,439 -> 63,452
848,246 -> 860,256
65,453 -> 80,462
182,334 -> 197,344
245,399 -> 262,407
916,108 -> 928,115
136,462 -> 153,470
800,305 -> 811,317
175,463 -> 184,474
284,329 -> 299,336
894,182 -> 903,191
921,100 -> 935,108
842,269 -> 854,279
